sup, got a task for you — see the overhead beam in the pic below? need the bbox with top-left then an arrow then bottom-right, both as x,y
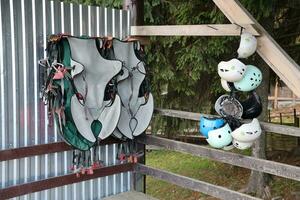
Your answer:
135,164 -> 261,200
130,24 -> 259,36
213,0 -> 300,97
137,135 -> 300,181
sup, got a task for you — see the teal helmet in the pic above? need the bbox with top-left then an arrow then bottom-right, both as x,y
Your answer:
234,65 -> 262,92
206,123 -> 232,149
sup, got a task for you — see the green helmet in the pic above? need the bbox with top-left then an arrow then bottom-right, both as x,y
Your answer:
234,65 -> 262,92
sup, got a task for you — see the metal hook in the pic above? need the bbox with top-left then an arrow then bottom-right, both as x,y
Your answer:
233,23 -> 245,35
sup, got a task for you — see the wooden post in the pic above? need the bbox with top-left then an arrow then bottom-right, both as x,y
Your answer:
292,93 -> 296,107
123,0 -> 144,26
274,78 -> 279,109
294,109 -> 299,129
280,113 -> 283,125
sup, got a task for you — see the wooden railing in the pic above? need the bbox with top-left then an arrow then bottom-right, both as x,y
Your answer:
135,164 -> 261,200
155,108 -> 300,137
0,163 -> 134,199
137,135 -> 300,181
0,138 -> 132,199
133,108 -> 300,200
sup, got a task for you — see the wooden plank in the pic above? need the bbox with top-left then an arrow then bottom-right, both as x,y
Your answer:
0,163 -> 134,199
135,164 -> 261,200
130,24 -> 259,36
103,191 -> 158,200
137,135 -> 300,181
268,96 -> 300,101
213,0 -> 300,97
155,108 -> 300,137
0,137 -> 123,162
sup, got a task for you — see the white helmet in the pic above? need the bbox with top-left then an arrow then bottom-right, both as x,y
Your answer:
206,123 -> 232,149
232,140 -> 253,150
237,32 -> 257,59
220,79 -> 231,92
217,59 -> 247,82
231,118 -> 262,150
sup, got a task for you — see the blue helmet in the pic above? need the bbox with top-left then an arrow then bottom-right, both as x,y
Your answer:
199,116 -> 226,138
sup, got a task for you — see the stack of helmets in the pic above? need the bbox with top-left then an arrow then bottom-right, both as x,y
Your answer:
199,32 -> 263,150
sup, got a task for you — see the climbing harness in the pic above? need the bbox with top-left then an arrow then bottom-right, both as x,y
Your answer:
112,39 -> 154,139
39,34 -> 153,176
39,35 -> 122,150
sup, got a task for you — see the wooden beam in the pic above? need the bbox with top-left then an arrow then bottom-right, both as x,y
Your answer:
130,24 -> 259,36
0,137 -> 123,162
137,135 -> 300,181
155,108 -> 300,137
0,163 -> 134,199
213,0 -> 300,97
135,164 -> 261,200
274,79 -> 279,109
268,96 -> 300,101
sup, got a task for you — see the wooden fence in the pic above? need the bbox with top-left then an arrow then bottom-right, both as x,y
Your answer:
134,108 -> 300,199
1,108 -> 299,199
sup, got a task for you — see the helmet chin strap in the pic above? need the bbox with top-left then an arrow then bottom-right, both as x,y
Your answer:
228,82 -> 238,98
223,115 -> 242,131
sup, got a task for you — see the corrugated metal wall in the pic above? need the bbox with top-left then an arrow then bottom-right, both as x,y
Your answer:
0,0 -> 131,199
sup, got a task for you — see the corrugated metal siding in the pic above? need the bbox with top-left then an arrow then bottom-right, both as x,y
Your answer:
0,0 -> 131,199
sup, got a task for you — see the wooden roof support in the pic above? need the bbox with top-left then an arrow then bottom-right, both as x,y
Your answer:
131,24 -> 259,36
213,0 -> 300,97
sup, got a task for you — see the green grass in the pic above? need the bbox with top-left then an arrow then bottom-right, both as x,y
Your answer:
145,150 -> 300,200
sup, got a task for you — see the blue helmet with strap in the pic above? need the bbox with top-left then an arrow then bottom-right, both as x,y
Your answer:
199,116 -> 226,138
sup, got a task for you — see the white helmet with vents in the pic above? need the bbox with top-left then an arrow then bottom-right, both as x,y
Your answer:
218,59 -> 247,82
